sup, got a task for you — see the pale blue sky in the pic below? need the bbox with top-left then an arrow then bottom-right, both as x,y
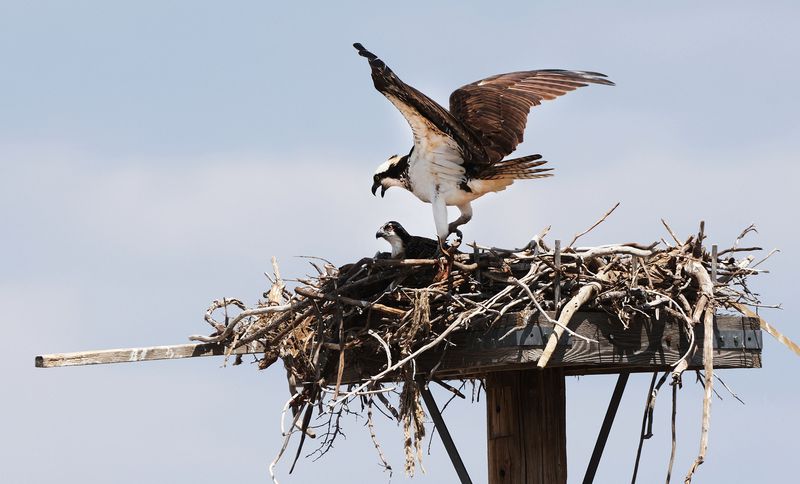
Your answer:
3,2 -> 799,483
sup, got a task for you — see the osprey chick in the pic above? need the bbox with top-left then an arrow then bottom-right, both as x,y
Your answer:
355,43 -> 613,241
376,221 -> 439,259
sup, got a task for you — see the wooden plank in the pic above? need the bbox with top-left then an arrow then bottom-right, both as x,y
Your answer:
35,341 -> 265,368
487,369 -> 567,484
415,313 -> 761,380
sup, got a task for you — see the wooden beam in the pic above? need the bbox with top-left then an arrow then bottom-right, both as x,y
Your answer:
415,313 -> 761,380
35,341 -> 265,368
36,312 -> 762,379
487,369 -> 567,484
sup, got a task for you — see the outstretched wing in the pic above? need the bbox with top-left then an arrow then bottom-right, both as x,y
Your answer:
353,43 -> 486,164
449,70 -> 614,164
479,154 -> 553,180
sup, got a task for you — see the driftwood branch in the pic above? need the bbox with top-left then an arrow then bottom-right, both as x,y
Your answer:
537,268 -> 609,368
684,308 -> 716,483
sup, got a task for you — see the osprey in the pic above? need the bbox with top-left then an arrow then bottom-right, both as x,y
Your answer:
355,43 -> 614,242
376,221 -> 439,259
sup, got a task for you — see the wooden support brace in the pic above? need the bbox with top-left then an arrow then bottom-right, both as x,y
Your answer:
417,379 -> 473,484
582,372 -> 630,483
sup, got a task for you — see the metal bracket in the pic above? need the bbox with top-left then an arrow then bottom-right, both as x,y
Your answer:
714,329 -> 762,350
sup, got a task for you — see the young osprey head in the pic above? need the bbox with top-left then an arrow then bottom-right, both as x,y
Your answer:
371,154 -> 409,197
376,220 -> 440,259
375,220 -> 410,258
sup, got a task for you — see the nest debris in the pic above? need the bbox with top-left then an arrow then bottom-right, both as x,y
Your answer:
189,213 -> 782,483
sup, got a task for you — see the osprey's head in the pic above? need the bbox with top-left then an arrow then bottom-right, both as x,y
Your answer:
371,154 -> 409,197
375,220 -> 410,258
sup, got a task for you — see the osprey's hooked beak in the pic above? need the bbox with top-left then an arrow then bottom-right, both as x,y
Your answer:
375,230 -> 384,239
371,181 -> 387,198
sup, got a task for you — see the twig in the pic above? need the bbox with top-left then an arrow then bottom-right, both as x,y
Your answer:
327,312 -> 474,409
509,277 -> 598,343
712,373 -> 745,405
367,397 -> 393,477
572,245 -> 659,259
732,223 -> 757,249
751,248 -> 780,269
190,300 -> 302,343
525,225 -> 552,252
660,219 -> 682,246
665,380 -> 678,484
568,201 -> 620,248
631,372 -> 659,484
320,385 -> 397,396
368,329 -> 393,371
270,394 -> 305,484
432,379 -> 466,399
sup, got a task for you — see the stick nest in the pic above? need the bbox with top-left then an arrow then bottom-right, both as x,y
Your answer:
190,219 -> 772,482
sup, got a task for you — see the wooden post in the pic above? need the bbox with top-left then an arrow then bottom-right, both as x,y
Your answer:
553,240 -> 562,310
486,369 -> 567,484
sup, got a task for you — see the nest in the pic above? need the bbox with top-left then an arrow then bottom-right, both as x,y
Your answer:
190,215 -> 774,482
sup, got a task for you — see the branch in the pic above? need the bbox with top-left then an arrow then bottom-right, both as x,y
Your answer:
684,308 -> 715,483
538,267 -> 610,368
568,202 -> 620,248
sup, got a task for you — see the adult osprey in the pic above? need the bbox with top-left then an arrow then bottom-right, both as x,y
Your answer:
376,221 -> 439,259
355,43 -> 613,242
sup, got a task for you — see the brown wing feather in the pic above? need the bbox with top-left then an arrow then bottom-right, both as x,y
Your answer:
480,154 -> 554,180
449,70 -> 614,164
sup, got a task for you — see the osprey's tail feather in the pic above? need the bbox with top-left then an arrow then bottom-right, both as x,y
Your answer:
480,154 -> 553,180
